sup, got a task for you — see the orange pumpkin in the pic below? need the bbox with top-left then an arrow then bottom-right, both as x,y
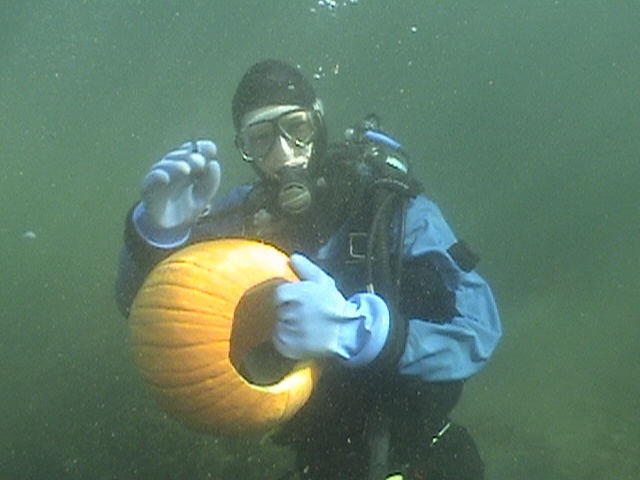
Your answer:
129,238 -> 320,435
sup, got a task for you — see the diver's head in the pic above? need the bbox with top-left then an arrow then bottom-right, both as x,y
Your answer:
232,60 -> 327,180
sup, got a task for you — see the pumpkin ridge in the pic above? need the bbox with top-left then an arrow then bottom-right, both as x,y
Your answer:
136,282 -> 236,305
130,316 -> 231,331
164,256 -> 246,270
208,379 -> 273,412
136,357 -> 231,377
149,372 -> 242,413
146,365 -> 237,392
130,307 -> 232,326
131,310 -> 230,326
159,258 -> 272,288
141,365 -> 233,390
132,337 -> 229,349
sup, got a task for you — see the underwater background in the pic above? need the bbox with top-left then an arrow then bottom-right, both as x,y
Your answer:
1,0 -> 638,479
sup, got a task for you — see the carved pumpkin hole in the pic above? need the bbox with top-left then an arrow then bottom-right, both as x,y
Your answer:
230,277 -> 298,386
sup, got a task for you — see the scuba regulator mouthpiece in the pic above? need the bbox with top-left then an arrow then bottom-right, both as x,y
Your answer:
277,180 -> 312,215
272,165 -> 321,217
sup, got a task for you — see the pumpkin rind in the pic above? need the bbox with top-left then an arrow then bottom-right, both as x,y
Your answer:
129,238 -> 320,434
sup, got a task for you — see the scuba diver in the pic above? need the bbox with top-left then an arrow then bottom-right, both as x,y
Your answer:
115,59 -> 502,480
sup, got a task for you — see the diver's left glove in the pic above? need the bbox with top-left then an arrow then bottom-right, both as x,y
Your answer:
272,254 -> 391,367
133,140 -> 221,247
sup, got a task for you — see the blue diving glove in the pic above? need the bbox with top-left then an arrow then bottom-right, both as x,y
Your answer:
272,254 -> 391,367
133,139 -> 221,247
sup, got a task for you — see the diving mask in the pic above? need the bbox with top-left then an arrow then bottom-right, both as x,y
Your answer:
235,108 -> 322,163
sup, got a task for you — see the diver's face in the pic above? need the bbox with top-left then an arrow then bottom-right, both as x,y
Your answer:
237,105 -> 317,178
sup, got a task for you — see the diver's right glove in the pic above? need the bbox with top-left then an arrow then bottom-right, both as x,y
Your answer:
133,140 -> 221,247
272,254 -> 391,367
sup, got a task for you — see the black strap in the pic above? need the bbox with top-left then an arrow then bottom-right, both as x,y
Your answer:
366,306 -> 409,372
447,240 -> 480,272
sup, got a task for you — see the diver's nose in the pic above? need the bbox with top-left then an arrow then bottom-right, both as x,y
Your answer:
262,136 -> 291,172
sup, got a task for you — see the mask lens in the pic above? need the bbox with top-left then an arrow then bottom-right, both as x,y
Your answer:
238,121 -> 277,161
278,110 -> 316,145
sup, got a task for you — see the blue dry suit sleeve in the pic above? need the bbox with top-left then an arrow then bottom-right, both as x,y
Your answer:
395,196 -> 502,381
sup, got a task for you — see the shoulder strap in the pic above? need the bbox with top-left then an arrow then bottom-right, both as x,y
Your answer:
447,239 -> 480,272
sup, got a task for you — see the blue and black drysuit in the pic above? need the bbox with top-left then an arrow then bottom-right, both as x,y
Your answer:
115,153 -> 502,480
